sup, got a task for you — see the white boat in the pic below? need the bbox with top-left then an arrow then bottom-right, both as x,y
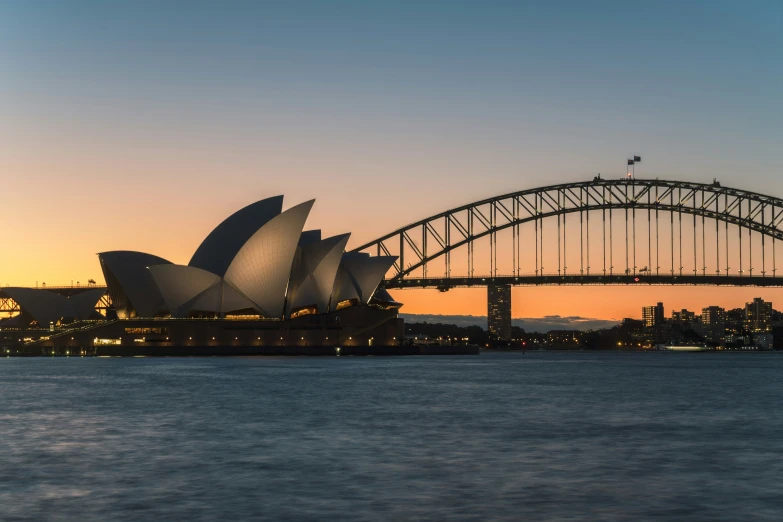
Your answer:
665,344 -> 708,352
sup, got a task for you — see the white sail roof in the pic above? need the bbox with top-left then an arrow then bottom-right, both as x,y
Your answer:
95,195 -> 403,320
219,281 -> 258,314
185,280 -> 222,313
148,265 -> 222,317
148,265 -> 258,317
98,251 -> 172,317
288,233 -> 350,314
331,253 -> 397,307
189,195 -> 284,277
330,264 -> 360,305
224,200 -> 314,318
175,280 -> 258,315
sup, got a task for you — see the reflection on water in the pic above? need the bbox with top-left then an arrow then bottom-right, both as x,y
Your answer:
1,353 -> 782,521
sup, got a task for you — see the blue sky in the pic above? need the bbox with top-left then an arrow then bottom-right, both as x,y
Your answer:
1,1 -> 781,319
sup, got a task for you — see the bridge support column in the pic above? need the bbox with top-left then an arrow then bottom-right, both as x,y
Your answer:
487,285 -> 512,341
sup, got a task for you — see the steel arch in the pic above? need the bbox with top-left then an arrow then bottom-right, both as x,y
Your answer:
352,178 -> 783,282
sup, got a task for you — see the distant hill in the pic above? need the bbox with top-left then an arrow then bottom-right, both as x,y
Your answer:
399,314 -> 619,333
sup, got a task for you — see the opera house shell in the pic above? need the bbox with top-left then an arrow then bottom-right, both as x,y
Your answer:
99,196 -> 397,320
3,196 -> 403,354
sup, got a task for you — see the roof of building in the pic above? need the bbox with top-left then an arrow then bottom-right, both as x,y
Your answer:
224,200 -> 315,318
189,195 -> 284,277
92,197 -> 397,321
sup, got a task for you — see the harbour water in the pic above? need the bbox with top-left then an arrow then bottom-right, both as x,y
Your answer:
1,352 -> 782,521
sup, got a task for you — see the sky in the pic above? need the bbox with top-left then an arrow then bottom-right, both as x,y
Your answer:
2,1 -> 782,323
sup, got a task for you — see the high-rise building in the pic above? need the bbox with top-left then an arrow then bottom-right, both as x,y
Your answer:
642,302 -> 665,327
724,308 -> 745,335
641,302 -> 667,344
487,285 -> 512,340
745,298 -> 772,333
701,306 -> 726,342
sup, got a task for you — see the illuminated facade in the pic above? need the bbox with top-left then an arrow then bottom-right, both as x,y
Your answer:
701,306 -> 726,342
671,309 -> 696,324
642,302 -> 665,327
487,284 -> 512,340
745,298 -> 772,333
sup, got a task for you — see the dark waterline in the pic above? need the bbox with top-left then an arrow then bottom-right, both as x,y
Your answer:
1,352 -> 782,521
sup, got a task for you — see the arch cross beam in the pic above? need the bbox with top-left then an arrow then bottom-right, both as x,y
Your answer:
352,179 -> 783,282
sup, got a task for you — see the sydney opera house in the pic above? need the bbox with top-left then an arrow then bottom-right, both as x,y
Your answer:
1,196 -> 404,355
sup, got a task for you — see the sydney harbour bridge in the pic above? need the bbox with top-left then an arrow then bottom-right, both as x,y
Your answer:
351,177 -> 783,292
2,177 -> 783,320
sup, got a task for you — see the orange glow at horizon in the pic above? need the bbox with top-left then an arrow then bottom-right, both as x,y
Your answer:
397,286 -> 783,321
3,0 -> 782,325
2,175 -> 782,322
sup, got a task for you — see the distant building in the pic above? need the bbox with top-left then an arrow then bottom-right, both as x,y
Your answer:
752,333 -> 774,350
724,308 -> 746,335
724,333 -> 748,346
671,309 -> 696,324
404,334 -> 447,346
745,298 -> 772,333
642,302 -> 665,327
547,330 -> 582,348
701,306 -> 726,342
641,302 -> 667,343
487,285 -> 512,340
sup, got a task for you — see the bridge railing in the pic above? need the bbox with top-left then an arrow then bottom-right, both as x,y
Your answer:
384,273 -> 783,289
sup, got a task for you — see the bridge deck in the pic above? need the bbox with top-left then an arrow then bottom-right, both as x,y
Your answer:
0,286 -> 107,298
385,274 -> 783,289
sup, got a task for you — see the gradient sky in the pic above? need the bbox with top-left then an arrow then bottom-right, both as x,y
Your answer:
2,1 -> 782,321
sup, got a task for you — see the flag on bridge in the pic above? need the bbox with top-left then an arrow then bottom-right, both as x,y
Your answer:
628,159 -> 635,166
634,156 -> 641,162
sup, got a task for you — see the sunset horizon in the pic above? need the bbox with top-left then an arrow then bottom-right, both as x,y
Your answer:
3,3 -> 780,323
3,3 -> 782,521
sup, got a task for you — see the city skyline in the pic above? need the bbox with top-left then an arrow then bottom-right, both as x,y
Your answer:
403,294 -> 778,332
2,1 -> 782,321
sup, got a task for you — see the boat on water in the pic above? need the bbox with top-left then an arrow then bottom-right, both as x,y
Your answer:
661,343 -> 709,352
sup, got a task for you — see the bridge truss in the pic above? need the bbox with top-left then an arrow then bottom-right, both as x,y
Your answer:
352,178 -> 783,289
